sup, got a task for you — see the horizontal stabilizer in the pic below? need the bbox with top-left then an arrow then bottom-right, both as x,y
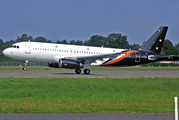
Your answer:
148,55 -> 169,61
166,55 -> 179,61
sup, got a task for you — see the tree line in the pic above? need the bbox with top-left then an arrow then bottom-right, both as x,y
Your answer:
0,33 -> 179,55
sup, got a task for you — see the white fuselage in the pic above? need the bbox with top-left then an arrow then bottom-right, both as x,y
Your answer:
3,42 -> 126,66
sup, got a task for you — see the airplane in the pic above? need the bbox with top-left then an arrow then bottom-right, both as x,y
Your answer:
2,26 -> 170,74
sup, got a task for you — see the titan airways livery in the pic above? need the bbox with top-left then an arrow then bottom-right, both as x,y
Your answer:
2,26 -> 170,74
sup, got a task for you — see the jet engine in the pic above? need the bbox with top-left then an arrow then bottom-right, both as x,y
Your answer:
48,59 -> 83,69
59,58 -> 83,69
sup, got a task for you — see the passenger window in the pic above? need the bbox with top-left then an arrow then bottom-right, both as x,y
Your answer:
13,46 -> 16,48
17,46 -> 19,48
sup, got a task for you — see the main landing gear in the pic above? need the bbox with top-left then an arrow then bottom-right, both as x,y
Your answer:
84,69 -> 90,74
75,68 -> 90,74
23,60 -> 28,71
75,68 -> 81,74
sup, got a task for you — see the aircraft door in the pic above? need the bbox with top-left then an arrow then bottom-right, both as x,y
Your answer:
135,52 -> 140,62
25,43 -> 31,54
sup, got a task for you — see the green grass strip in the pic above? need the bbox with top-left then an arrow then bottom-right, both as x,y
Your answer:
0,77 -> 179,113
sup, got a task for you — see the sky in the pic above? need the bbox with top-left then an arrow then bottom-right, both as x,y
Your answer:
0,0 -> 179,45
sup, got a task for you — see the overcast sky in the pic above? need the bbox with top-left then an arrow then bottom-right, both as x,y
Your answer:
0,0 -> 179,45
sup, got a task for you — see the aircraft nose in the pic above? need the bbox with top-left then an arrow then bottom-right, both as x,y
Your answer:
2,48 -> 10,57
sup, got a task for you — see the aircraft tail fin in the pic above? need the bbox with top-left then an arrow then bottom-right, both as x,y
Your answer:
139,26 -> 168,53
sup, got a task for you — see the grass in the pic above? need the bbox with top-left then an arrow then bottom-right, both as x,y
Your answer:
0,77 -> 179,113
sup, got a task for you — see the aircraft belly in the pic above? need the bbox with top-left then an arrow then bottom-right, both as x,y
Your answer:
107,58 -> 136,66
103,57 -> 157,67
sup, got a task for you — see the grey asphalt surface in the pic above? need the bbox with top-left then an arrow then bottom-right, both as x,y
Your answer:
0,70 -> 179,78
0,70 -> 178,120
0,113 -> 175,120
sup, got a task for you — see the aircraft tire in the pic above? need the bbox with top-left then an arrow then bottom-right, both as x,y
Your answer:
23,67 -> 27,71
84,69 -> 90,74
75,68 -> 81,74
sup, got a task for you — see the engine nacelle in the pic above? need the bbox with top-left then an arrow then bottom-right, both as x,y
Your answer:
59,58 -> 83,69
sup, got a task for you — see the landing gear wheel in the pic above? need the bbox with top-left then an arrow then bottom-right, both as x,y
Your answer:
75,68 -> 81,74
84,69 -> 90,74
23,67 -> 27,71
23,60 -> 28,71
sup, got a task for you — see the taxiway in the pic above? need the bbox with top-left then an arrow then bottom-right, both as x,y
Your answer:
0,70 -> 179,78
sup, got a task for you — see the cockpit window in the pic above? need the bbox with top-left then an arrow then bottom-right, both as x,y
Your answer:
10,45 -> 19,49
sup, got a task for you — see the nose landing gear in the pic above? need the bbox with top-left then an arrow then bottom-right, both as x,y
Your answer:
23,60 -> 28,71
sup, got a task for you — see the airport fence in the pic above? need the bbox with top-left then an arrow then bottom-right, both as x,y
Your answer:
0,62 -> 47,67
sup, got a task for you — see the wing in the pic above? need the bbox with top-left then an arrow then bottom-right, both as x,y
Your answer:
75,51 -> 127,64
